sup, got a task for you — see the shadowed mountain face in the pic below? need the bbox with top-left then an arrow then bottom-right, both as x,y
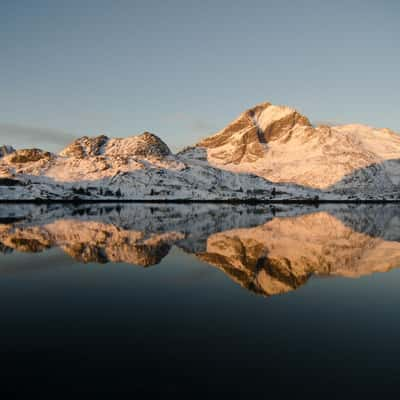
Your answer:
1,204 -> 400,296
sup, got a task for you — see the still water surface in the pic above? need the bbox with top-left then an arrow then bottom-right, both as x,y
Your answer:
1,203 -> 400,395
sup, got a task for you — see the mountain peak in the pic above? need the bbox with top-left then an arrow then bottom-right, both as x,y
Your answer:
109,131 -> 171,158
196,101 -> 312,164
249,103 -> 311,141
60,132 -> 171,159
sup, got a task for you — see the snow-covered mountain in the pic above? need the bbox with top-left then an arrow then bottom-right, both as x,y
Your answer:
194,102 -> 400,196
1,101 -> 400,201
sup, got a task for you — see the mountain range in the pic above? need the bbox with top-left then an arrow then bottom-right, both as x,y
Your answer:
1,101 -> 400,201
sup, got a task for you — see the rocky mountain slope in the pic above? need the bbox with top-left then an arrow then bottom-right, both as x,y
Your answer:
1,101 -> 399,201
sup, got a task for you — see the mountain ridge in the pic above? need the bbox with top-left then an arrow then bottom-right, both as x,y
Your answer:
1,101 -> 400,201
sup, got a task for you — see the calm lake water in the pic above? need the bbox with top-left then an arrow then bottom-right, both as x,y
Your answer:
1,203 -> 400,396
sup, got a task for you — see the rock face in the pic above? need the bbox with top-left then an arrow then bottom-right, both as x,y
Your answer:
7,149 -> 53,164
60,135 -> 109,158
197,102 -> 312,164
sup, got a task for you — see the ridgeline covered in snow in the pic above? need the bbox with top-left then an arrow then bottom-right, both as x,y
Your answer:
1,102 -> 400,201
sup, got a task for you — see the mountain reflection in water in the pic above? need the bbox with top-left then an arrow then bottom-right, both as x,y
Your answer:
1,203 -> 400,297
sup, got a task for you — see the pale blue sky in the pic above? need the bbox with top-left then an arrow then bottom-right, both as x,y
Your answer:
0,0 -> 399,151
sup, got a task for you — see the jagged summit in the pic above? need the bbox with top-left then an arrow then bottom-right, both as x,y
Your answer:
60,131 -> 171,159
196,102 -> 312,164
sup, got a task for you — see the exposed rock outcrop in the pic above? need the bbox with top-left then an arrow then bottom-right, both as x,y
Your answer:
60,135 -> 109,158
7,148 -> 53,164
60,132 -> 171,159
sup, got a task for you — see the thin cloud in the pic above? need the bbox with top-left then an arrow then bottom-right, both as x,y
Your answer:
0,122 -> 77,151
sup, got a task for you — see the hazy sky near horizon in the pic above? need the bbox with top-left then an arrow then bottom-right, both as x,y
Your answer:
0,0 -> 399,152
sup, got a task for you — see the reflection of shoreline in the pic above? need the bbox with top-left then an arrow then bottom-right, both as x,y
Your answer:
1,205 -> 400,297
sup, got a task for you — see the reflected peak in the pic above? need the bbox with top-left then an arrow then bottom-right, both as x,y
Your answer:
1,204 -> 400,297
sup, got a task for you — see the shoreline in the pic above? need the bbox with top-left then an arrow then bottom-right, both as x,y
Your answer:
0,199 -> 399,204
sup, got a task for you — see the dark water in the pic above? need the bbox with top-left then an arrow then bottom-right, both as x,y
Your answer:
1,203 -> 400,396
